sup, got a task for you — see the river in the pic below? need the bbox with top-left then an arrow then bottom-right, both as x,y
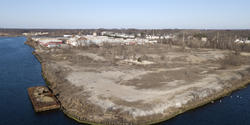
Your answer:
0,37 -> 249,125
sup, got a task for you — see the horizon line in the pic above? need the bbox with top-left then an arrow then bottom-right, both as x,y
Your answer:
1,27 -> 250,30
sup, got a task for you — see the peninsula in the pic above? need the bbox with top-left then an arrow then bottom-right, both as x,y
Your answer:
25,29 -> 250,125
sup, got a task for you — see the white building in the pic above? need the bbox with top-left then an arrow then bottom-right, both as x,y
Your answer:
32,37 -> 63,47
23,32 -> 48,36
146,35 -> 160,40
64,35 -> 73,38
201,37 -> 208,42
234,39 -> 250,44
65,34 -> 158,47
66,36 -> 88,46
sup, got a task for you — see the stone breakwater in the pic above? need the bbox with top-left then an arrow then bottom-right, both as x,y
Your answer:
25,39 -> 250,125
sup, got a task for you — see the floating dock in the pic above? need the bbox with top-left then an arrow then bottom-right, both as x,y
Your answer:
28,86 -> 60,112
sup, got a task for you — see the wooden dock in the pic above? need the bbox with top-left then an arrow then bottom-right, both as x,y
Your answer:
28,86 -> 60,112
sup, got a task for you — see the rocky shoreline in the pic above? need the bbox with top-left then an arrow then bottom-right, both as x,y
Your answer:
25,39 -> 250,125
62,77 -> 250,125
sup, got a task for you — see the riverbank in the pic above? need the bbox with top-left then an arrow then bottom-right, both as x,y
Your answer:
25,39 -> 250,125
0,34 -> 23,37
59,77 -> 250,125
148,78 -> 250,125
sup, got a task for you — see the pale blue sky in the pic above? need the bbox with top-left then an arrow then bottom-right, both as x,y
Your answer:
0,0 -> 249,29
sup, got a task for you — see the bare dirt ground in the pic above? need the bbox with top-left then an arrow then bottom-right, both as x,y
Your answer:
33,43 -> 250,125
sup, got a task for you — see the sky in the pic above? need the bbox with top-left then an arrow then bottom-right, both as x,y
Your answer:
0,0 -> 250,29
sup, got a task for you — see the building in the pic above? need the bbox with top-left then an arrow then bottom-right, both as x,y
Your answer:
23,32 -> 48,36
146,35 -> 160,40
64,35 -> 73,38
32,38 -> 63,48
235,39 -> 250,44
66,36 -> 88,46
64,33 -> 159,47
201,37 -> 208,42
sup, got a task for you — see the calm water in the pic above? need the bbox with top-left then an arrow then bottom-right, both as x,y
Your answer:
0,37 -> 250,125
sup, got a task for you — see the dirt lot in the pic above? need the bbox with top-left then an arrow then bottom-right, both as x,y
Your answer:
33,43 -> 250,125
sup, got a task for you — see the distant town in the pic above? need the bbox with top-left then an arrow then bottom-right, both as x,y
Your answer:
29,31 -> 160,48
14,29 -> 249,49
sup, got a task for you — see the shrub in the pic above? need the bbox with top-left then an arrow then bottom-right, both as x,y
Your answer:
221,53 -> 242,67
